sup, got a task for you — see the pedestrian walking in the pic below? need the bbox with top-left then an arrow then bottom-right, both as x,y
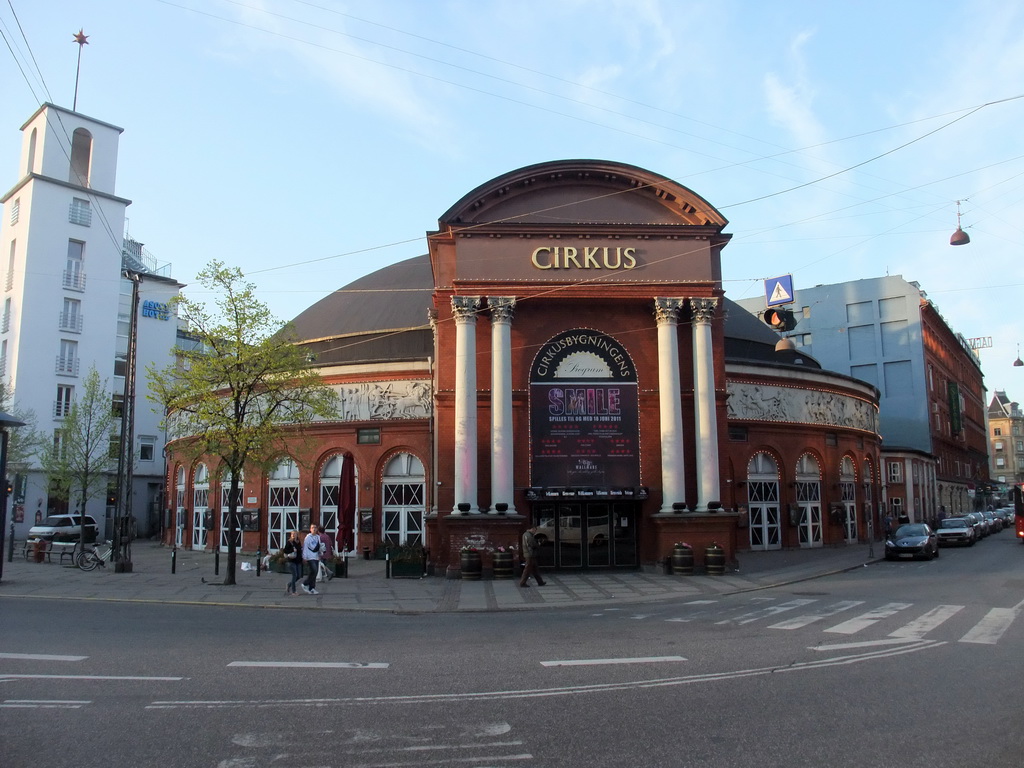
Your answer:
302,523 -> 323,594
519,524 -> 546,587
283,530 -> 302,596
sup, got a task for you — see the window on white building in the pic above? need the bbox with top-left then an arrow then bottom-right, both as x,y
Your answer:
55,385 -> 73,418
64,241 -> 85,291
995,441 -> 1004,452
57,339 -> 78,376
888,461 -> 903,484
9,197 -> 18,226
139,437 -> 156,462
60,297 -> 82,333
69,198 -> 91,226
6,239 -> 15,292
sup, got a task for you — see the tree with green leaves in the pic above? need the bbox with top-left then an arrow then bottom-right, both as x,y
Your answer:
0,382 -> 45,477
39,367 -> 117,547
148,261 -> 338,585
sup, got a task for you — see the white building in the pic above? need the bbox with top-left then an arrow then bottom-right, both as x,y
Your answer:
0,103 -> 182,540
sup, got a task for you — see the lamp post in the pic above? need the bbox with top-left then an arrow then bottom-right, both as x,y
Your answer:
0,410 -> 27,582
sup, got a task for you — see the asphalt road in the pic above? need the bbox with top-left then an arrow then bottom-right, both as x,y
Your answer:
2,532 -> 1022,768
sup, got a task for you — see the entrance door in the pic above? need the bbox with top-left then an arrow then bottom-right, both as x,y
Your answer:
533,502 -> 636,569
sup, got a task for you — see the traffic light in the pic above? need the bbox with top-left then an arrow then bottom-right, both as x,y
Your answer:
763,307 -> 797,331
4,478 -> 11,496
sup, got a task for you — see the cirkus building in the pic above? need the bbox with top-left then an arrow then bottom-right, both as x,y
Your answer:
162,159 -> 882,574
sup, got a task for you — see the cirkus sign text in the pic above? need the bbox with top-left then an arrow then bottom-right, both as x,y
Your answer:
531,246 -> 638,270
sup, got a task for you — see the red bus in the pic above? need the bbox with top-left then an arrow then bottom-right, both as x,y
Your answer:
1015,487 -> 1024,542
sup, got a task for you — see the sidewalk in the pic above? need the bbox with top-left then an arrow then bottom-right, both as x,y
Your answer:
0,541 -> 883,613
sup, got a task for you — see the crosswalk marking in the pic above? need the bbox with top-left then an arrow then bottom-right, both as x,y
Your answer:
768,600 -> 865,630
824,602 -> 913,634
716,598 -> 817,625
960,607 -> 1017,644
888,605 -> 964,639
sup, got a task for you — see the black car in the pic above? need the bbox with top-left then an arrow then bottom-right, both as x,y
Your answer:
885,523 -> 939,560
935,517 -> 975,547
965,512 -> 987,539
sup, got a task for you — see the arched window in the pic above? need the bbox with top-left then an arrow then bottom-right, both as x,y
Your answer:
69,128 -> 92,186
747,452 -> 781,550
840,456 -> 858,542
382,453 -> 425,546
192,463 -> 209,550
26,128 -> 37,176
267,457 -> 300,552
174,466 -> 186,547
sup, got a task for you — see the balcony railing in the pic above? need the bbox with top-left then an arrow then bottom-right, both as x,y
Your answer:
58,312 -> 83,333
53,400 -> 71,418
55,356 -> 79,376
62,270 -> 86,291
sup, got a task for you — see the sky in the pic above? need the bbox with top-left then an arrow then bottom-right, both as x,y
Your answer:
2,0 -> 1024,394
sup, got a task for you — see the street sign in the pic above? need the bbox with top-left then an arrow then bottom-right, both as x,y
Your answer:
764,275 -> 794,307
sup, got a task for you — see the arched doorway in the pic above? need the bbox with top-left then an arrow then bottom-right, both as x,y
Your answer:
267,457 -> 300,553
191,463 -> 209,550
174,466 -> 186,547
382,453 -> 425,546
840,456 -> 858,543
320,454 -> 358,553
795,454 -> 822,548
219,469 -> 243,553
747,452 -> 781,550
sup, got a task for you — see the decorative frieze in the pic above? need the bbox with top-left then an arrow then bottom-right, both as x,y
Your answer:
727,381 -> 878,432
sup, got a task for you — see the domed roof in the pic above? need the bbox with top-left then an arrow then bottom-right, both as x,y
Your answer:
290,254 -> 815,368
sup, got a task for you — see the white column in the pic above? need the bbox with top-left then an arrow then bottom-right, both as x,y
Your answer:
691,297 -> 720,511
452,296 -> 481,514
655,298 -> 686,513
489,297 -> 516,514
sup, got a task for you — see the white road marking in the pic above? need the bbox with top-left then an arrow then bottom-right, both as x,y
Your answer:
824,602 -> 912,634
148,643 -> 946,710
769,600 -> 864,630
716,598 -> 817,625
888,605 -> 964,639
683,600 -> 717,605
0,674 -> 182,681
809,638 -> 930,651
960,607 -> 1018,645
227,661 -> 389,669
1,699 -> 90,708
0,653 -> 86,661
540,656 -> 687,667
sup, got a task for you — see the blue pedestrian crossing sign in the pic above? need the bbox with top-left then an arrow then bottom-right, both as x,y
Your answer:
764,274 -> 794,307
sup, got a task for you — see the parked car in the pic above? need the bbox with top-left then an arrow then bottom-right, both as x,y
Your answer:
993,507 -> 1014,526
965,512 -> 988,538
935,517 -> 976,547
27,514 -> 99,543
982,510 -> 1002,533
885,523 -> 939,560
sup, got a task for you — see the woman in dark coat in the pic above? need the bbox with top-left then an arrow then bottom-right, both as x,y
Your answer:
283,530 -> 303,595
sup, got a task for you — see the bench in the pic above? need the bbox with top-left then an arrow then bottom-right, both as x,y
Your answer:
21,538 -> 80,565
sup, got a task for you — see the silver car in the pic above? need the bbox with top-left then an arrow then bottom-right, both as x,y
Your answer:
935,517 -> 975,547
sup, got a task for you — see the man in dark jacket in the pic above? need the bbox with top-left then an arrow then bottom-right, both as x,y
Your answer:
519,525 -> 546,587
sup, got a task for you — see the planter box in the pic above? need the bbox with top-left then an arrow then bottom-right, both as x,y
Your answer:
390,560 -> 422,578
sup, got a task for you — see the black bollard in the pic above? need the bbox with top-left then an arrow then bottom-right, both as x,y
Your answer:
214,549 -> 220,576
256,548 -> 261,577
171,547 -> 176,574
7,522 -> 13,563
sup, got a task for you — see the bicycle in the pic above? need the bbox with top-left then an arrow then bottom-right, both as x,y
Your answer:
76,540 -> 113,571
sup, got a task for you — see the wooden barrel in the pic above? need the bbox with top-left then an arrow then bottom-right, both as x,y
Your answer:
670,547 -> 694,575
704,545 -> 725,575
460,550 -> 482,580
492,551 -> 514,579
